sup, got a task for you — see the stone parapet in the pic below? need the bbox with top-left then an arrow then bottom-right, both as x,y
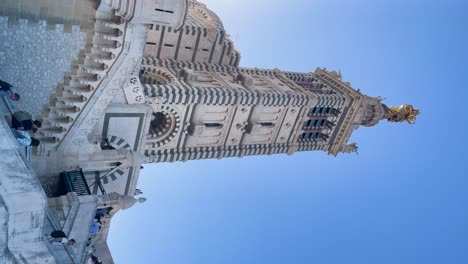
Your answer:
0,112 -> 55,263
49,193 -> 98,263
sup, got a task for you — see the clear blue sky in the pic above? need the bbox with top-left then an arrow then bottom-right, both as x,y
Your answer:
108,0 -> 468,263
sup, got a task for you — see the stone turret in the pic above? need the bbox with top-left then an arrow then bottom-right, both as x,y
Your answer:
358,96 -> 388,127
98,192 -> 146,215
358,97 -> 420,127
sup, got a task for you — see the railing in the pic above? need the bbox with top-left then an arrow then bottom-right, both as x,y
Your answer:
96,180 -> 107,195
0,96 -> 32,161
44,209 -> 81,264
1,96 -> 15,113
61,169 -> 92,196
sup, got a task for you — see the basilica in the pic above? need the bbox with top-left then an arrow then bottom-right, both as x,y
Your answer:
0,0 -> 418,263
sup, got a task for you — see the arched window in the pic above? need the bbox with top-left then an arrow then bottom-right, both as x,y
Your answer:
141,72 -> 171,85
139,67 -> 176,85
146,106 -> 181,148
308,107 -> 339,116
150,112 -> 171,138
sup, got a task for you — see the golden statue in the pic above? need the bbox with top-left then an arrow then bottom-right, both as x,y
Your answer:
386,104 -> 420,124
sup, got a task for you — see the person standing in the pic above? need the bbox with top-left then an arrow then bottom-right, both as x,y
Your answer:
11,111 -> 41,132
48,230 -> 76,246
10,128 -> 40,146
0,79 -> 20,101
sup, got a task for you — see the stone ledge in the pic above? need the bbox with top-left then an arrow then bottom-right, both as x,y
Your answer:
0,115 -> 56,263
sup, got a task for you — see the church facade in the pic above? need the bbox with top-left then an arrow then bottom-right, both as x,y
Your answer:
31,0 -> 418,198
0,0 -> 418,263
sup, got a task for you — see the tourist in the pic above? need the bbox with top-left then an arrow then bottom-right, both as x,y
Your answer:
48,230 -> 76,246
95,207 -> 112,218
0,79 -> 20,101
11,128 -> 40,146
90,254 -> 103,264
11,111 -> 42,132
95,211 -> 111,226
89,219 -> 100,235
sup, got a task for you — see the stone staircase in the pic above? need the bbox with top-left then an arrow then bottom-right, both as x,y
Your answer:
35,8 -> 129,156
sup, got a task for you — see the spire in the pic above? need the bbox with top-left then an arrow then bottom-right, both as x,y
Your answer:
358,97 -> 420,127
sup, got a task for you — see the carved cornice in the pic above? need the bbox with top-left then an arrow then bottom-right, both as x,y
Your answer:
314,68 -> 364,156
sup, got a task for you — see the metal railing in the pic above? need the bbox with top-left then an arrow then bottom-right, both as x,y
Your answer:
44,209 -> 81,264
61,169 -> 92,196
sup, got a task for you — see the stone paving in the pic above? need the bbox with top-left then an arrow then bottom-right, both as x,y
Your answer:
38,173 -> 62,197
0,16 -> 87,118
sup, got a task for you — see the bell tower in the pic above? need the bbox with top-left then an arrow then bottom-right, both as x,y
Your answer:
140,64 -> 419,162
137,0 -> 419,163
26,0 -> 418,198
0,0 -> 421,261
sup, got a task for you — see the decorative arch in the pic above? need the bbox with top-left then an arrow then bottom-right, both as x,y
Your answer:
140,66 -> 178,85
101,167 -> 128,186
105,135 -> 131,150
147,105 -> 181,147
100,135 -> 131,185
181,69 -> 223,88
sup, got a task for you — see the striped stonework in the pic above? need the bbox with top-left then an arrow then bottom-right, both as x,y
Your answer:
139,58 -> 355,163
146,105 -> 182,148
143,1 -> 240,66
146,142 -> 291,163
107,135 -> 131,150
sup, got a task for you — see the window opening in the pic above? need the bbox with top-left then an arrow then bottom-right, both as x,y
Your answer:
155,8 -> 174,14
258,122 -> 274,127
204,123 -> 223,128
